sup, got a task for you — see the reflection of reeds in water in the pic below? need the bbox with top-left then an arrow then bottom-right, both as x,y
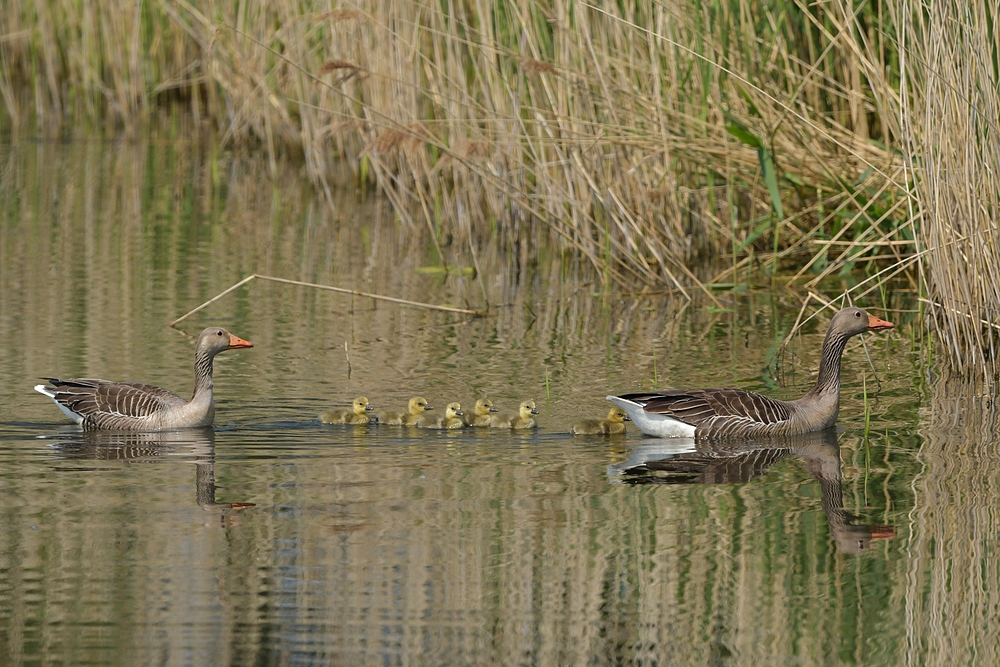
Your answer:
903,374 -> 1000,665
205,431 -> 905,664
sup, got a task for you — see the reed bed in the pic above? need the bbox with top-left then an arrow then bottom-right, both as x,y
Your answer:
886,2 -> 1000,383
1,0 -> 997,379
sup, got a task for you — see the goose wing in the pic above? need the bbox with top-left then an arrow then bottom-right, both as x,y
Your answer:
41,378 -> 186,421
615,389 -> 792,437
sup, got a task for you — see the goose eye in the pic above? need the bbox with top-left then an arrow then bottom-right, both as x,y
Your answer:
854,311 -> 861,317
217,330 -> 224,336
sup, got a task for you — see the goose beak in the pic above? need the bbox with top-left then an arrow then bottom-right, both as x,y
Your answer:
866,315 -> 894,331
228,334 -> 254,349
489,406 -> 498,412
623,415 -> 631,421
365,404 -> 373,411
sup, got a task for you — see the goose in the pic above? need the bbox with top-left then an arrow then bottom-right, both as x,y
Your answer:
607,307 -> 893,439
34,327 -> 253,432
572,407 -> 630,435
416,402 -> 464,429
320,396 -> 374,425
465,398 -> 498,427
490,400 -> 539,429
378,396 -> 432,426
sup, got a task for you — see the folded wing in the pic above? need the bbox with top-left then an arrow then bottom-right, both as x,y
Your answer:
41,378 -> 187,429
614,389 -> 793,438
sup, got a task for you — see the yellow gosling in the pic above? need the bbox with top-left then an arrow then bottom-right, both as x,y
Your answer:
378,396 -> 433,426
320,396 -> 374,425
465,398 -> 498,427
417,402 -> 465,429
571,407 -> 630,435
490,400 -> 539,429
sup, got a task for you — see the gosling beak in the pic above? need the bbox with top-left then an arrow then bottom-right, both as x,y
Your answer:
365,404 -> 374,411
866,314 -> 894,332
530,407 -> 539,415
489,406 -> 499,412
623,415 -> 631,421
228,334 -> 254,349
455,409 -> 464,416
425,405 -> 434,411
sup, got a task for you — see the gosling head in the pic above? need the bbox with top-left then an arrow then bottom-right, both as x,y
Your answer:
408,396 -> 432,415
473,399 -> 497,416
607,407 -> 629,423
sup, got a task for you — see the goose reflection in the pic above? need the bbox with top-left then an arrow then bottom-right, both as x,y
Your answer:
49,427 -> 254,514
609,430 -> 894,554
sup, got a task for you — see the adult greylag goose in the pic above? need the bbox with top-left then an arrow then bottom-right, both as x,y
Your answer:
320,396 -> 374,425
572,407 -> 630,435
465,398 -> 498,427
417,402 -> 464,429
378,396 -> 432,426
608,307 -> 893,439
34,327 -> 253,432
490,400 -> 539,429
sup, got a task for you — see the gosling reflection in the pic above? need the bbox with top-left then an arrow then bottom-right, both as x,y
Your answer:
50,428 -> 254,514
610,430 -> 894,554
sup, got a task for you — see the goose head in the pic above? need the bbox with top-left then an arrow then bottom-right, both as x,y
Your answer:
829,307 -> 894,337
352,397 -> 373,415
196,327 -> 253,357
445,402 -> 463,419
519,400 -> 539,419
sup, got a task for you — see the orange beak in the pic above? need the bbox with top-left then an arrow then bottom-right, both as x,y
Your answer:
867,314 -> 894,331
229,502 -> 257,510
869,525 -> 895,541
228,333 -> 254,349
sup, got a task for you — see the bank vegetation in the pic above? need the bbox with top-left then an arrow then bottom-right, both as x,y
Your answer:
1,0 -> 998,380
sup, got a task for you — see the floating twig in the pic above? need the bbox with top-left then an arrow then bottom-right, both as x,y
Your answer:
169,273 -> 489,328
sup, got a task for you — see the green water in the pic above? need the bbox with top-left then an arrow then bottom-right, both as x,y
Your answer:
0,138 -> 995,666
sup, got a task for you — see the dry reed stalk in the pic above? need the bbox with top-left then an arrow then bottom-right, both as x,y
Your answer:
169,273 -> 488,328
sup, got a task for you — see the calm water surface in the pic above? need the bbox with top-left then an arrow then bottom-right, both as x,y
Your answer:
1,138 -> 998,666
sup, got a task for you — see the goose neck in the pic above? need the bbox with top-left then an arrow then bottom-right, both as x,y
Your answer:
807,329 -> 850,398
193,351 -> 216,397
